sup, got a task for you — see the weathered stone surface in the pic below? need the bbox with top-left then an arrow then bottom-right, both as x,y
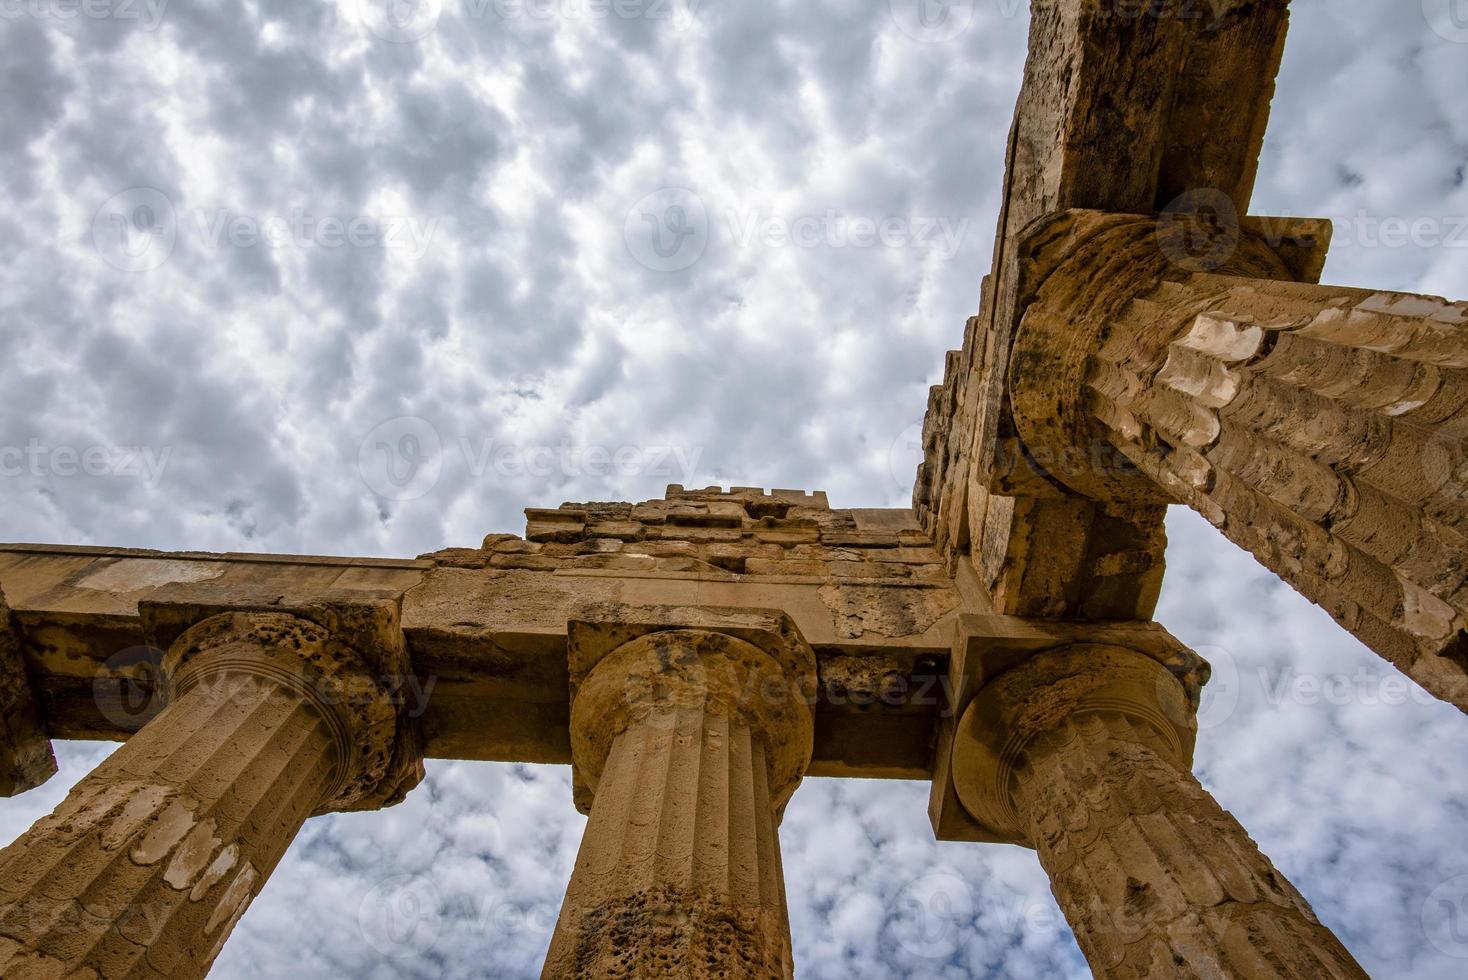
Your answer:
543,626 -> 815,978
1009,213 -> 1468,709
952,645 -> 1368,978
0,585 -> 55,797
916,0 -> 1293,622
0,490 -> 956,782
0,611 -> 423,979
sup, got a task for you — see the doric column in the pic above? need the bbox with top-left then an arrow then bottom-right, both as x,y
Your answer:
0,610 -> 420,979
1010,210 -> 1468,709
543,627 -> 817,979
952,644 -> 1368,978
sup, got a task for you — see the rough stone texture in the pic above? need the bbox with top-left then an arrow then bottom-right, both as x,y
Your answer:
953,646 -> 1368,978
0,584 -> 56,796
543,628 -> 815,979
0,490 -> 956,781
0,611 -> 420,979
916,0 -> 1292,622
1012,216 -> 1468,707
929,616 -> 1208,843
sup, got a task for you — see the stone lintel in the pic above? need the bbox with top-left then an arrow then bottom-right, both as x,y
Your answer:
0,538 -> 957,780
929,615 -> 1206,842
0,585 -> 57,797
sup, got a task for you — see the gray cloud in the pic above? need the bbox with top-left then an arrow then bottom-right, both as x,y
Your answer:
1,0 -> 1466,976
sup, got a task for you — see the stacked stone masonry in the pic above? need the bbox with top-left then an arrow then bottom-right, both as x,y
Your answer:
421,485 -> 949,586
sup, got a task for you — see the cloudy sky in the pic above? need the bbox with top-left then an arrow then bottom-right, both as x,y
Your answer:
2,0 -> 1467,976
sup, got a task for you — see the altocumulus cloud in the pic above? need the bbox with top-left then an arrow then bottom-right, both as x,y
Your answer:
1,0 -> 1466,976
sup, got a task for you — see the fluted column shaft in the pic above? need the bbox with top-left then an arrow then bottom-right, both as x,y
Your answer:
543,628 -> 816,979
1085,273 -> 1468,706
1010,209 -> 1468,709
953,645 -> 1369,979
0,611 -> 413,980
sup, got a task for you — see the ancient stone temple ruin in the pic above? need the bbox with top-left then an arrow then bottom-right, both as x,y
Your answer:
1,2 -> 1463,977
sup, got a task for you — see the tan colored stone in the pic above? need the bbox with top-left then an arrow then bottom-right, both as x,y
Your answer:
543,626 -> 816,978
952,645 -> 1368,978
0,585 -> 55,797
1008,214 -> 1468,709
0,611 -> 421,979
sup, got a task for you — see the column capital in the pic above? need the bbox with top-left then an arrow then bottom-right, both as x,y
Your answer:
565,605 -> 818,814
1007,207 -> 1330,502
951,643 -> 1197,845
142,599 -> 425,814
